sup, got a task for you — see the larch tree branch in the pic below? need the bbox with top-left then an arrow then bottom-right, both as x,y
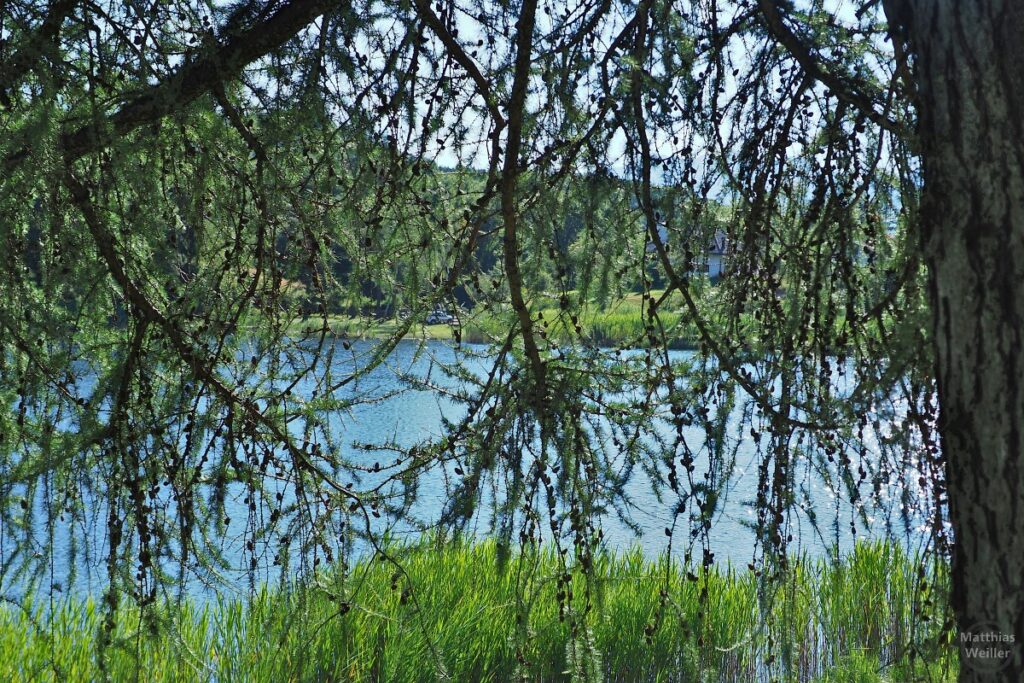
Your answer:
756,0 -> 904,136
0,0 -> 79,107
3,0 -> 332,170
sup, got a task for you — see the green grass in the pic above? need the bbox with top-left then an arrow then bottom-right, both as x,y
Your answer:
484,290 -> 701,349
282,289 -> 706,349
0,541 -> 956,682
287,315 -> 459,341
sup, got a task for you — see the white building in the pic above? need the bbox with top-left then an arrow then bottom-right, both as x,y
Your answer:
647,225 -> 729,279
706,230 -> 729,282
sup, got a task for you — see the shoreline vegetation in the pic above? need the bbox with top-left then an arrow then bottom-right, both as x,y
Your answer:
287,291 -> 707,350
291,314 -> 701,351
1,541 -> 955,682
284,288 -> 887,354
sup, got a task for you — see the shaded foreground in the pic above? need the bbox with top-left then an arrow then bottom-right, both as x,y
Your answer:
1,541 -> 955,682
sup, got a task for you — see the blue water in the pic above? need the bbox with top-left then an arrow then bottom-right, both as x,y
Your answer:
0,339 -> 934,603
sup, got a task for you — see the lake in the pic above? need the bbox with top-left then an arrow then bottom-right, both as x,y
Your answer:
0,338 -> 934,603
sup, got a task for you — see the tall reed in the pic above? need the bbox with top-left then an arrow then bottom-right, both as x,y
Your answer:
0,540 -> 955,682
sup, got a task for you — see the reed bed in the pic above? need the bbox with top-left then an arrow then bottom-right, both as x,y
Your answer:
0,541 -> 955,682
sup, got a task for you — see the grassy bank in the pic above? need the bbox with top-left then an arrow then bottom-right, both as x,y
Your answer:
0,541 -> 955,682
287,314 -> 459,341
286,287 -> 894,355
290,290 -> 704,349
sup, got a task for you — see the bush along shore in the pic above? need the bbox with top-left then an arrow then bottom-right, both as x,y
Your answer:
1,541 -> 956,682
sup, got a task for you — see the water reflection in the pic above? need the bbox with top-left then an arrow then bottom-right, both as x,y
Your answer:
1,339 -> 934,602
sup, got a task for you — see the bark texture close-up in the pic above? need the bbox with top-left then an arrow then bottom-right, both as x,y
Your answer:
892,0 -> 1024,678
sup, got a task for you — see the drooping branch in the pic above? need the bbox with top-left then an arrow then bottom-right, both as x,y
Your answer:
625,2 -> 833,432
0,0 -> 78,107
4,0 -> 331,170
411,0 -> 505,128
756,0 -> 903,136
61,169 -> 360,507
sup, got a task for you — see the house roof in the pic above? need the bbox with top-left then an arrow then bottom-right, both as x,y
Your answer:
708,230 -> 729,256
645,225 -> 732,257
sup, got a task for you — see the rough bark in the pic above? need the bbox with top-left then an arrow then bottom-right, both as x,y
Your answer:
895,1 -> 1024,679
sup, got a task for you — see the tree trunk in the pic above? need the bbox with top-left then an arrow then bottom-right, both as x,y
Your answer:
897,1 -> 1024,679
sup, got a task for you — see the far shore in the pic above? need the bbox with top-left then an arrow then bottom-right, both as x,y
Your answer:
286,314 -> 701,351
